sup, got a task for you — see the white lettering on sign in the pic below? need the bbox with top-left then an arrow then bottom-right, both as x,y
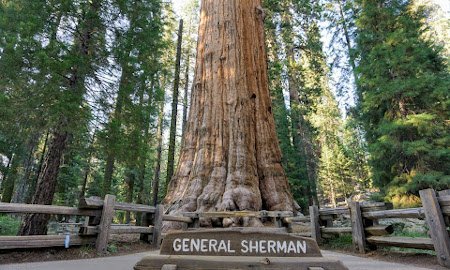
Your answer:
173,238 -> 182,251
240,240 -> 307,254
172,238 -> 307,254
277,241 -> 286,253
172,238 -> 236,253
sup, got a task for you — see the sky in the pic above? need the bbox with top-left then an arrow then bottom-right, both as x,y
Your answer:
169,0 -> 449,117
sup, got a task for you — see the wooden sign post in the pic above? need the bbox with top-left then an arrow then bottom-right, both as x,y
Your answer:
134,228 -> 348,270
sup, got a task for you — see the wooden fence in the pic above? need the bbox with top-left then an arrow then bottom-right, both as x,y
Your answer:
0,188 -> 449,267
288,188 -> 449,268
155,188 -> 450,268
0,194 -> 161,253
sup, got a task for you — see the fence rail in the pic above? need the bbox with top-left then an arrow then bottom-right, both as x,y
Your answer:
0,194 -> 162,253
155,189 -> 449,267
0,188 -> 449,267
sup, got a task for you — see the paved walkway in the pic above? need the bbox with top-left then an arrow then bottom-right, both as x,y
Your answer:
1,250 -> 433,270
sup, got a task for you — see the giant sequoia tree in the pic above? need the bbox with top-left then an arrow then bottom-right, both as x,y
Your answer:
164,0 -> 297,227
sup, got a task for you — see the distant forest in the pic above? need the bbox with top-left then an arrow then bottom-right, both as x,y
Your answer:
0,0 -> 448,220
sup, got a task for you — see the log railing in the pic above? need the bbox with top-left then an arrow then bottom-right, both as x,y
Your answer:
0,195 -> 162,253
161,188 -> 449,267
0,188 -> 449,267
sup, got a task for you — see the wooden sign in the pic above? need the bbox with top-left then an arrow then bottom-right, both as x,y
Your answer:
134,228 -> 348,270
160,228 -> 322,257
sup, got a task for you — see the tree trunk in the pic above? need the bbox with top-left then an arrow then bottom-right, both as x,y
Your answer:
19,0 -> 101,235
164,0 -> 297,229
125,171 -> 135,223
337,0 -> 360,100
79,134 -> 96,202
103,67 -> 129,197
0,152 -> 12,195
136,79 -> 155,225
1,153 -> 18,203
19,124 -> 69,235
181,53 -> 190,140
12,133 -> 40,203
27,131 -> 49,203
285,46 -> 319,207
152,102 -> 164,206
165,19 -> 184,191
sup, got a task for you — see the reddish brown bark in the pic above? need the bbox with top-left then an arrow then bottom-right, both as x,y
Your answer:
19,1 -> 101,235
18,125 -> 68,235
164,0 -> 297,229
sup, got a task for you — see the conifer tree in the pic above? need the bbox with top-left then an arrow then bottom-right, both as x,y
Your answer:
166,19 -> 184,191
18,0 -> 107,235
355,0 -> 450,205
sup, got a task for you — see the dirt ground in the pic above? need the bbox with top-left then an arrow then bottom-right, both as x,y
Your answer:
1,235 -> 447,270
0,234 -> 154,265
324,246 -> 448,270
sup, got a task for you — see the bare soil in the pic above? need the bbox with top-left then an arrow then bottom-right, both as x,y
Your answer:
1,234 -> 447,270
0,234 -> 155,265
324,245 -> 448,270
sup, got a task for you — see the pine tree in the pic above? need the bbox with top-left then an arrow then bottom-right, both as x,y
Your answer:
166,19 -> 184,191
18,0 -> 107,235
264,0 -> 310,209
355,0 -> 450,206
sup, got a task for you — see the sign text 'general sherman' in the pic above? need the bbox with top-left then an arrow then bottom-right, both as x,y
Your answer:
173,238 -> 307,254
160,228 -> 322,257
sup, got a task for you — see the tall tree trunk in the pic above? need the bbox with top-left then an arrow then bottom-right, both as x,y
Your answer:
280,5 -> 320,207
79,134 -> 96,202
103,155 -> 115,197
337,0 -> 360,100
12,133 -> 40,203
136,79 -> 155,225
27,131 -> 49,203
284,44 -> 319,206
19,124 -> 69,235
103,67 -> 129,197
1,153 -> 18,203
165,19 -> 184,191
19,1 -> 101,235
152,102 -> 165,206
164,0 -> 297,230
125,171 -> 135,223
181,53 -> 190,140
0,152 -> 13,194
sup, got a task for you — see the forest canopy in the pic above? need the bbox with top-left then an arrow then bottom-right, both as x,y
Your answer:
0,0 -> 448,233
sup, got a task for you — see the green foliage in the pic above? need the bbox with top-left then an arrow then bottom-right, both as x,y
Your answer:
263,0 -> 373,209
0,215 -> 21,235
0,0 -> 174,211
324,234 -> 353,250
355,0 -> 450,201
1,0 -> 447,218
106,243 -> 118,253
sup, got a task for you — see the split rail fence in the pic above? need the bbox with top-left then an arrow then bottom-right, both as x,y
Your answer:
0,188 -> 449,267
155,188 -> 450,268
0,194 -> 161,253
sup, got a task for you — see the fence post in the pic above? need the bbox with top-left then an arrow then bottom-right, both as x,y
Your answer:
438,189 -> 450,226
309,205 -> 321,244
96,194 -> 115,253
419,188 -> 450,267
152,204 -> 164,248
349,201 -> 366,253
140,212 -> 153,242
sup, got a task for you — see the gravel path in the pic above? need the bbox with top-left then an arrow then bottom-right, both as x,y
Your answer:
1,250 -> 433,270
